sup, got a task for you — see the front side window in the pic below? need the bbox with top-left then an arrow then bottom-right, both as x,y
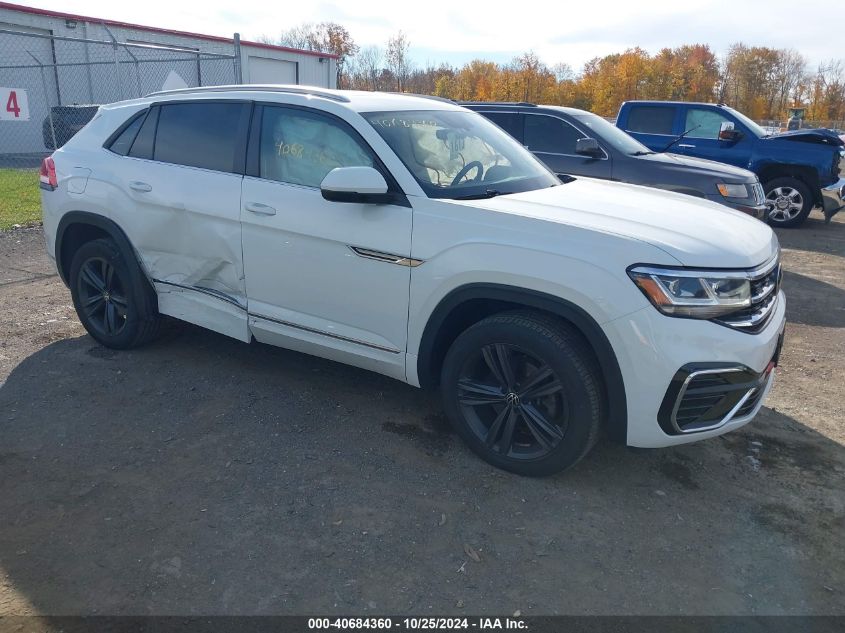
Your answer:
575,113 -> 651,155
363,110 -> 558,199
684,109 -> 732,139
153,102 -> 247,172
524,115 -> 584,155
626,106 -> 675,135
259,106 -> 375,187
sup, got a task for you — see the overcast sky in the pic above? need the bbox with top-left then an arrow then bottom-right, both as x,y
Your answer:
23,0 -> 845,70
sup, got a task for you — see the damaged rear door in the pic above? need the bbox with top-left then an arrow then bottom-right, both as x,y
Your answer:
110,100 -> 252,341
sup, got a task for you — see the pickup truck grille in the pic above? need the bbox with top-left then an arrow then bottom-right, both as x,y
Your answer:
715,256 -> 782,334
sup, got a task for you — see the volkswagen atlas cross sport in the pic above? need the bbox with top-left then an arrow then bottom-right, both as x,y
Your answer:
40,86 -> 786,476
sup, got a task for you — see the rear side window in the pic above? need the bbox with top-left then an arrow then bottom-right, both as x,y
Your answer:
107,112 -> 146,156
153,102 -> 248,173
524,115 -> 583,154
626,106 -> 675,135
481,112 -> 523,141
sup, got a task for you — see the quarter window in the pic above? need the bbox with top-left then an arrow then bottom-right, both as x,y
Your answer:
128,107 -> 158,160
153,102 -> 247,173
259,106 -> 374,188
684,109 -> 733,139
626,106 -> 675,135
524,115 -> 584,154
108,112 -> 145,156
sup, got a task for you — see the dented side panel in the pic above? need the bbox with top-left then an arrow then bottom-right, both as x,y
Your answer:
104,154 -> 248,338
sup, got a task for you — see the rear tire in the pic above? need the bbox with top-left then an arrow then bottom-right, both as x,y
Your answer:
69,238 -> 160,349
440,311 -> 604,477
763,177 -> 813,228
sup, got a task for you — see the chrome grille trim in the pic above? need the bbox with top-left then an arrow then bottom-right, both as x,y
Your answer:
715,254 -> 782,334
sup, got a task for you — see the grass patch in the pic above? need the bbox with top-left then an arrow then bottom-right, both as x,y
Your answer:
0,168 -> 41,230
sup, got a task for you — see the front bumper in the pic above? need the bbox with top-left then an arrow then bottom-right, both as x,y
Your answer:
602,290 -> 786,448
821,177 -> 845,222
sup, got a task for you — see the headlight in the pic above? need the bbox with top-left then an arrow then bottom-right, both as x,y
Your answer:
716,183 -> 748,198
628,266 -> 751,318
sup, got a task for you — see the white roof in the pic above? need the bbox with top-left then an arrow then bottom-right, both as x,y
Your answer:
126,85 -> 462,113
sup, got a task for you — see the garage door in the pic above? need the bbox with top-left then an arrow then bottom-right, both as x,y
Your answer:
248,57 -> 297,84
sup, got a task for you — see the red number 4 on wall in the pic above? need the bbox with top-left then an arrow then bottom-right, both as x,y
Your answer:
6,90 -> 21,118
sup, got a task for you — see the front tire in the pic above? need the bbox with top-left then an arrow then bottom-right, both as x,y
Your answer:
69,238 -> 160,349
440,311 -> 604,476
764,177 -> 813,228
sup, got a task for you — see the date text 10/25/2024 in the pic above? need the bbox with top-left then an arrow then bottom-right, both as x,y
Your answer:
307,618 -> 527,630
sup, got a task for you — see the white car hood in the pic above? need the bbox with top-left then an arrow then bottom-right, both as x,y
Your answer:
464,178 -> 778,269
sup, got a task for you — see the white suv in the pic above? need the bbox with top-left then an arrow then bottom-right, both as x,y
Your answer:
40,86 -> 786,476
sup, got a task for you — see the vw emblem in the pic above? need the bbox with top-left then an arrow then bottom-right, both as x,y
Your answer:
505,392 -> 521,406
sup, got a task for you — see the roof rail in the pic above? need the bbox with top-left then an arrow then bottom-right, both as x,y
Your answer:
458,101 -> 537,107
387,92 -> 456,104
145,84 -> 351,103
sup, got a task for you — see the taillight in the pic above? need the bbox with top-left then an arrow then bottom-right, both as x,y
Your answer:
40,157 -> 57,190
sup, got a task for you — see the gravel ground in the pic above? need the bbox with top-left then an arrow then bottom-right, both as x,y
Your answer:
0,215 -> 843,616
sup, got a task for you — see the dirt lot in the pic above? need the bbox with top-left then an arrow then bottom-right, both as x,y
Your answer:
0,215 -> 843,616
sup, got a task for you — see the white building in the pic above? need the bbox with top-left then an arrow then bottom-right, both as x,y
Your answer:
0,1 -> 338,92
0,1 -> 338,156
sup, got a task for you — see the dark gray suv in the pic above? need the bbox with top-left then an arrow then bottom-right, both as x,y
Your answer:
463,102 -> 766,219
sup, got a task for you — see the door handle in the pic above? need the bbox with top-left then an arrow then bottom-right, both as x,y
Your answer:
677,144 -> 696,149
129,181 -> 152,192
245,202 -> 277,216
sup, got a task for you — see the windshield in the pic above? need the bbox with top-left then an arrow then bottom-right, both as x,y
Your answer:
573,113 -> 651,155
363,110 -> 560,199
724,106 -> 767,138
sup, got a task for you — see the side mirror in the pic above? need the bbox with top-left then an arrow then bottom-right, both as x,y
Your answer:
320,166 -> 393,204
575,137 -> 604,158
719,121 -> 742,141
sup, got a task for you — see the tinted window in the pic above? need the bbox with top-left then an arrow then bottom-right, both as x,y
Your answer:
128,106 -> 158,160
108,112 -> 145,156
260,106 -> 374,188
154,102 -> 247,172
685,108 -> 732,139
626,106 -> 675,135
480,112 -> 522,141
524,115 -> 583,154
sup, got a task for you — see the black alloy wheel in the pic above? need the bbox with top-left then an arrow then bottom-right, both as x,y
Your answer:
441,311 -> 604,476
76,256 -> 129,337
457,343 -> 568,459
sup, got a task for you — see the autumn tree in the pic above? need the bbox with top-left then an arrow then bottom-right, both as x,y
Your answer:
386,31 -> 412,91
266,22 -> 358,88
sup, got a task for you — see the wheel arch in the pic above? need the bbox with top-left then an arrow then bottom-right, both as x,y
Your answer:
757,163 -> 822,206
56,212 -> 142,286
416,283 -> 628,443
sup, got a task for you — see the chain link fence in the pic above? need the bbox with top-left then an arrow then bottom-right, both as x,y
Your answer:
0,27 -> 240,228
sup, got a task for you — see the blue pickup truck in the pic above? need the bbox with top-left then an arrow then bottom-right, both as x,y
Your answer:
616,101 -> 845,227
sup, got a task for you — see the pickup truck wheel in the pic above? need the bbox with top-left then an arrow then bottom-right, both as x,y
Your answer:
764,177 -> 813,228
440,311 -> 604,477
69,238 -> 161,349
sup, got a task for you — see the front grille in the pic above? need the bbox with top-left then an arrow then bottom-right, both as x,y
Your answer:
715,256 -> 782,334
